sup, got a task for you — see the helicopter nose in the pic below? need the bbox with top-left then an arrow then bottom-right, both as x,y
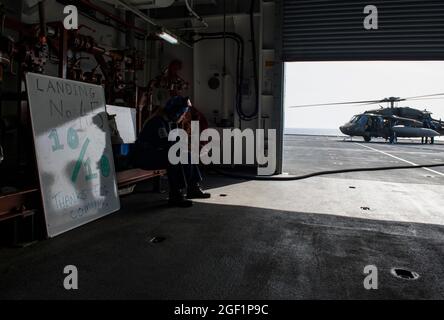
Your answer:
340,126 -> 347,134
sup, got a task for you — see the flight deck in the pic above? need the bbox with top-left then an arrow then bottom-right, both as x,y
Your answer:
283,135 -> 444,185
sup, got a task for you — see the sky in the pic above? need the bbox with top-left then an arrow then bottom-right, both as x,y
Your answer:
284,61 -> 444,130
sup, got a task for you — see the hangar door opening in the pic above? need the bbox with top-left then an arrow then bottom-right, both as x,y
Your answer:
283,61 -> 444,177
279,0 -> 444,178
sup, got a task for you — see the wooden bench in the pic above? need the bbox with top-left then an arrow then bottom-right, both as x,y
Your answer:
0,188 -> 40,244
116,168 -> 166,188
0,168 -> 167,223
0,188 -> 40,221
0,169 -> 166,243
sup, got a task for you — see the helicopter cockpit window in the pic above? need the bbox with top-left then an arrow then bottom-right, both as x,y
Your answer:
376,116 -> 384,126
357,115 -> 369,126
350,116 -> 359,123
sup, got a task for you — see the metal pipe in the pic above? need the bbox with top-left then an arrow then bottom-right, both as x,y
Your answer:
113,0 -> 158,27
79,0 -> 147,33
111,0 -> 192,48
38,1 -> 47,40
58,27 -> 68,78
156,12 -> 261,23
184,0 -> 208,28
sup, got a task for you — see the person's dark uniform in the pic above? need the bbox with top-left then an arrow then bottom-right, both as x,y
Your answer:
133,96 -> 210,207
423,117 -> 435,144
389,120 -> 397,144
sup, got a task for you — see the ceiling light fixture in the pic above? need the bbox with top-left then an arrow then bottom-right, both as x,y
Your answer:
158,30 -> 178,44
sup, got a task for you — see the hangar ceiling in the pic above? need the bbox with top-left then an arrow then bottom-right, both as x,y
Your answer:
149,0 -> 257,19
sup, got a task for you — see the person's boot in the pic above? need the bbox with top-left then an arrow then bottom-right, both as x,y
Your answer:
186,184 -> 211,199
168,191 -> 193,207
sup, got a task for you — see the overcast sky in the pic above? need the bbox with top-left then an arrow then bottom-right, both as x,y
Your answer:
284,61 -> 444,130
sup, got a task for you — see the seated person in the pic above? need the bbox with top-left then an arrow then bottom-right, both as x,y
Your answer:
132,96 -> 210,207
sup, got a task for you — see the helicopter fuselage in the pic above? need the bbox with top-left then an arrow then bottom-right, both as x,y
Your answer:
340,111 -> 441,142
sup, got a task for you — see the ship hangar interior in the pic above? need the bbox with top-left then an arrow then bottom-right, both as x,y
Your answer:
1,0 -> 444,300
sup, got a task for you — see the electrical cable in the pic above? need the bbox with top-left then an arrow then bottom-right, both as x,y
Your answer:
195,32 -> 258,121
194,32 -> 253,121
212,163 -> 444,181
223,1 -> 227,76
223,0 -> 226,121
249,0 -> 259,120
194,35 -> 242,116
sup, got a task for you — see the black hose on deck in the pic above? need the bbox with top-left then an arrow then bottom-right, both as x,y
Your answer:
211,163 -> 444,181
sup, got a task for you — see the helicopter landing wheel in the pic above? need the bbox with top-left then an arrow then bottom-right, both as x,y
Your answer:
364,136 -> 371,142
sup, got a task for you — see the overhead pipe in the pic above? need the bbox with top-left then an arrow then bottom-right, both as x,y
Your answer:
184,0 -> 208,29
79,0 -> 191,47
111,0 -> 192,48
156,12 -> 261,24
112,0 -> 159,27
79,0 -> 147,33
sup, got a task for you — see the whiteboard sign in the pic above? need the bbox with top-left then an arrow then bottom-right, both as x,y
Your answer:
106,105 -> 137,143
26,73 -> 120,237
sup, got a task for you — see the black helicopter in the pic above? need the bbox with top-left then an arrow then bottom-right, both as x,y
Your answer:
290,95 -> 444,143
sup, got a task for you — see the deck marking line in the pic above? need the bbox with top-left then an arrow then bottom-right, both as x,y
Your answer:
355,142 -> 444,177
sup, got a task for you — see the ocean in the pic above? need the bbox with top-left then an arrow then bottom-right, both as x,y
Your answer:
284,128 -> 345,137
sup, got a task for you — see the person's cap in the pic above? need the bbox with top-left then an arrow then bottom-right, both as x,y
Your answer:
165,96 -> 190,119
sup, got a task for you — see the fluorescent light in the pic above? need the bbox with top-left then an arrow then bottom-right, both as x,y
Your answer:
158,31 -> 178,44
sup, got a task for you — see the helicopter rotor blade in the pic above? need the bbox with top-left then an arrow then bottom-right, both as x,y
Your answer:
404,93 -> 444,100
287,93 -> 444,109
288,99 -> 383,108
407,97 -> 444,102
